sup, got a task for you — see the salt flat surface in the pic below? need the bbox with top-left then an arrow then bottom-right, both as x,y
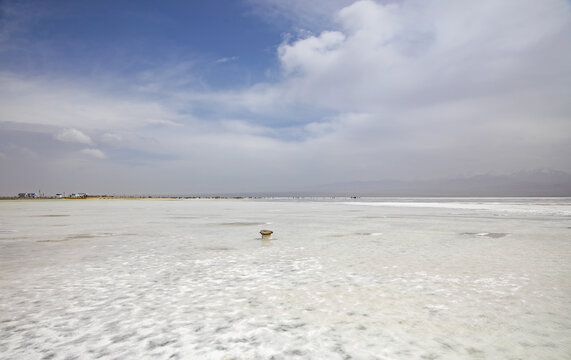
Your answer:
1,198 -> 570,359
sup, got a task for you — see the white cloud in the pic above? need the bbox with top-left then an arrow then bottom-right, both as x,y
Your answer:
0,72 -> 183,130
276,0 -> 571,112
101,132 -> 122,144
279,31 -> 346,75
215,56 -> 238,64
220,119 -> 272,135
54,128 -> 93,145
80,148 -> 106,159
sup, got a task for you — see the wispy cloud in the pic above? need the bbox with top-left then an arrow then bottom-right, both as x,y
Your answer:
0,72 -> 184,130
100,132 -> 123,145
246,0 -> 355,31
215,56 -> 239,64
80,148 -> 106,159
54,128 -> 93,145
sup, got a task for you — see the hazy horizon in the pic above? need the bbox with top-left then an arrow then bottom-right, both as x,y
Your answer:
1,0 -> 571,194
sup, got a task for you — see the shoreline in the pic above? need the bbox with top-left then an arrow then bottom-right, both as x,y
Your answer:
1,195 -> 569,201
0,195 -> 266,200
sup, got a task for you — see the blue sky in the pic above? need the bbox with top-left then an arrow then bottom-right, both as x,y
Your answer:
1,0 -> 571,195
1,1 -> 281,86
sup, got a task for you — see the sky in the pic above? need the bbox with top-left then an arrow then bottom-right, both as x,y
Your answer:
1,0 -> 570,195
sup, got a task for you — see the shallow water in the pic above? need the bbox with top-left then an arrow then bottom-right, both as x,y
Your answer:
1,198 -> 570,359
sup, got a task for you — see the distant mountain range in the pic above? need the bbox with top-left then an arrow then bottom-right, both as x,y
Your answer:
302,169 -> 571,197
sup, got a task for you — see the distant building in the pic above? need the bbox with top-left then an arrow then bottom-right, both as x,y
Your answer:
18,192 -> 37,198
71,193 -> 87,198
55,194 -> 64,198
